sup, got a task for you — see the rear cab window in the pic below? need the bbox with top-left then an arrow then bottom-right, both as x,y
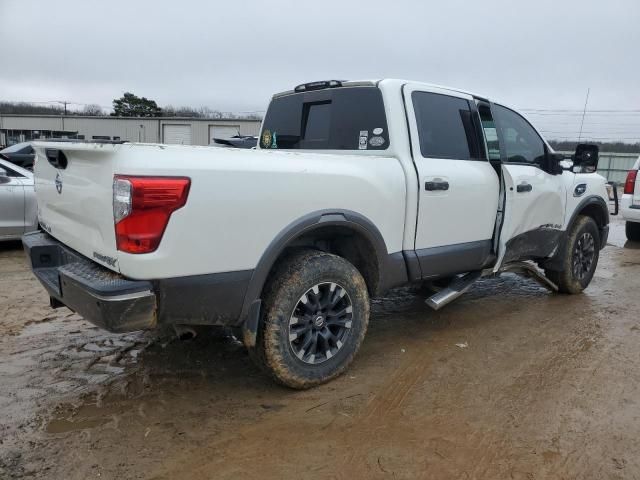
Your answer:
260,86 -> 389,151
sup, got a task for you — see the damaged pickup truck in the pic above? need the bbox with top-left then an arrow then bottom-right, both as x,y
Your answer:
24,79 -> 614,388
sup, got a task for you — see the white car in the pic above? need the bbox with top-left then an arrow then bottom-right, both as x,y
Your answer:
621,156 -> 640,241
23,79 -> 612,388
0,157 -> 37,241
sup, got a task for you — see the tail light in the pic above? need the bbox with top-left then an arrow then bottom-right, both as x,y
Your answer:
624,170 -> 637,195
113,175 -> 190,254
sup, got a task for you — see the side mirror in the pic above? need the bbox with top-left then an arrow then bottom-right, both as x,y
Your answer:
0,167 -> 10,184
573,144 -> 599,173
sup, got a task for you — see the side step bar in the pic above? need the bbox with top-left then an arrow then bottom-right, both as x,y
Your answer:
425,271 -> 482,311
424,262 -> 558,311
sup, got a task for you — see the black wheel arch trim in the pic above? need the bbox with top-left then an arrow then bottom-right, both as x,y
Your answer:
568,195 -> 609,235
541,195 -> 609,271
238,209 -> 408,332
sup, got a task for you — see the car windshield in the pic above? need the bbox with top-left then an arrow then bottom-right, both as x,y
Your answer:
1,142 -> 32,154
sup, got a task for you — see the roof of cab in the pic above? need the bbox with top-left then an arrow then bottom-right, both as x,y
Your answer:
273,79 -> 490,102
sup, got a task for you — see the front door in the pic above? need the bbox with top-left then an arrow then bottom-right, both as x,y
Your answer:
484,104 -> 566,266
404,85 -> 500,279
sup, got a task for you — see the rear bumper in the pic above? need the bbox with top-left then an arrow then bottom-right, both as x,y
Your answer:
22,231 -> 157,332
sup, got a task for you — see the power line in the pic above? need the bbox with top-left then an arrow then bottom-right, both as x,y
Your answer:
521,108 -> 640,113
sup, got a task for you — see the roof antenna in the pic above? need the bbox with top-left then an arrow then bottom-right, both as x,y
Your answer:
577,88 -> 590,142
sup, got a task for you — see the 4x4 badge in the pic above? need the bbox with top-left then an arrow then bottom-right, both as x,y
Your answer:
55,173 -> 62,194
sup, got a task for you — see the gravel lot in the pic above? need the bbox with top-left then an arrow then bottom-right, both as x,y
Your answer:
1,218 -> 639,479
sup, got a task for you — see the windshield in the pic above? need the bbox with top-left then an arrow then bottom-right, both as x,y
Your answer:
260,86 -> 389,151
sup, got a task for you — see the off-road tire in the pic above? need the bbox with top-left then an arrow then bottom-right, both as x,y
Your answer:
250,249 -> 370,389
545,215 -> 600,294
626,221 -> 640,242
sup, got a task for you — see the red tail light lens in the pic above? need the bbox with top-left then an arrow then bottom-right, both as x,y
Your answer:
624,170 -> 637,195
113,175 -> 190,254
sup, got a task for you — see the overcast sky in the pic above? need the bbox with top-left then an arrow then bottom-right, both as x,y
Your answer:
1,0 -> 639,141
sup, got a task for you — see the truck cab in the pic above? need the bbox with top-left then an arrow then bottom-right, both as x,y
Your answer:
259,79 -> 610,278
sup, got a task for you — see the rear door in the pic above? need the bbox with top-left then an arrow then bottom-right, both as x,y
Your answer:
163,124 -> 192,145
403,85 -> 500,278
485,104 -> 566,266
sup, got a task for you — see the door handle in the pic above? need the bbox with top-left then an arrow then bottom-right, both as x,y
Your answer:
425,181 -> 449,191
516,182 -> 532,193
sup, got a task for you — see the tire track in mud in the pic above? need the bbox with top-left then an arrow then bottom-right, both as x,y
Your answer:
148,322 -> 440,480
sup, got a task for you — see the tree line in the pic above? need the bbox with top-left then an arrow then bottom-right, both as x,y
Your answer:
549,140 -> 640,154
0,92 -> 262,120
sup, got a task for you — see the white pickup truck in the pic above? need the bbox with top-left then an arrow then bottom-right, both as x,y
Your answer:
24,79 -> 613,388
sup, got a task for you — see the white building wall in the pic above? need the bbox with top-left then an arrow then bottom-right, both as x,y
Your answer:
0,115 -> 262,145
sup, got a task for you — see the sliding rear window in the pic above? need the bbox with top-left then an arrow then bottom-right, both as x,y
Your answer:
260,87 -> 389,150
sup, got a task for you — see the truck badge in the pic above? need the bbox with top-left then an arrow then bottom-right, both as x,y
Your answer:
55,173 -> 63,194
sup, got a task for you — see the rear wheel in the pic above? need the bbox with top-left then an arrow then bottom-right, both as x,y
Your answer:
251,249 -> 370,389
545,215 -> 600,294
626,221 -> 640,242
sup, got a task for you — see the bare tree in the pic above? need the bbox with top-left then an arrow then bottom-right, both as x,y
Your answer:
82,104 -> 104,116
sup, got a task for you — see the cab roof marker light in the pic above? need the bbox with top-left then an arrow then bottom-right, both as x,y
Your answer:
294,80 -> 346,93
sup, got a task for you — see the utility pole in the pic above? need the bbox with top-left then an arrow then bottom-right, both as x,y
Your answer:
54,100 -> 68,115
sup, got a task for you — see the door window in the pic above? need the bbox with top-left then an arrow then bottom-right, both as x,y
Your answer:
411,91 -> 482,160
493,104 -> 545,165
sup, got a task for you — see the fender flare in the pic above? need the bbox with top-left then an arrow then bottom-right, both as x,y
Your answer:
238,209 -> 398,344
567,195 -> 609,235
542,195 -> 609,271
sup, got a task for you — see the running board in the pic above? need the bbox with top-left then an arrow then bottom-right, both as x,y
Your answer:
425,271 -> 482,311
424,262 -> 558,311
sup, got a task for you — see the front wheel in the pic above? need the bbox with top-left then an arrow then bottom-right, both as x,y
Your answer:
545,215 -> 600,294
251,249 -> 370,389
626,221 -> 640,242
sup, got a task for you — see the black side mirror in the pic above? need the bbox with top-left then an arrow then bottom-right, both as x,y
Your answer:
573,144 -> 599,173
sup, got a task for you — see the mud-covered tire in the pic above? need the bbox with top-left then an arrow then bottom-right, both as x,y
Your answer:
545,215 -> 600,294
250,249 -> 370,389
626,221 -> 640,242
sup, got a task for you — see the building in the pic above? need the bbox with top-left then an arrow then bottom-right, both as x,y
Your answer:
0,114 -> 262,148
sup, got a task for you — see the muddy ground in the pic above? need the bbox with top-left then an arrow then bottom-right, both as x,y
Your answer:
1,218 -> 639,479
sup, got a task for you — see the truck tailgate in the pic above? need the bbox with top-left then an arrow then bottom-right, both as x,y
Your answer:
33,142 -> 121,272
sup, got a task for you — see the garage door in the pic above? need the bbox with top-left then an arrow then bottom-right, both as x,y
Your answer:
209,125 -> 240,144
163,124 -> 192,145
